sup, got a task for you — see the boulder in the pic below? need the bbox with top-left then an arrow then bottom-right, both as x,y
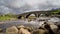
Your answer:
25,27 -> 33,32
57,30 -> 60,34
50,24 -> 58,34
41,22 -> 58,34
32,29 -> 49,34
6,26 -> 18,34
17,25 -> 25,30
18,28 -> 31,34
17,25 -> 25,28
42,21 -> 58,33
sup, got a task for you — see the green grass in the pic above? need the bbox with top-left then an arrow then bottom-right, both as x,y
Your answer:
28,16 -> 36,19
0,14 -> 17,21
52,10 -> 60,14
0,16 -> 12,20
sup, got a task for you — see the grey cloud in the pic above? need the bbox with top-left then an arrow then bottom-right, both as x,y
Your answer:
0,5 -> 13,14
0,0 -> 60,14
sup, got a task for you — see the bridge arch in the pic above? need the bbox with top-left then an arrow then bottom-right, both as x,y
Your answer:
26,13 -> 37,18
17,11 -> 52,19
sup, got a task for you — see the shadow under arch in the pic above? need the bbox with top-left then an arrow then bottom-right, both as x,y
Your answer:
17,16 -> 22,19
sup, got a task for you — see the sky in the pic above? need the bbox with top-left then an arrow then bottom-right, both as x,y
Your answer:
0,0 -> 60,14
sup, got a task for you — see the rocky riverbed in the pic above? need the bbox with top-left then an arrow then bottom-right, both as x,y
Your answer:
0,17 -> 60,34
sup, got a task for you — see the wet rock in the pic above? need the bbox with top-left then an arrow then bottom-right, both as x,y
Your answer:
6,26 -> 18,34
48,17 -> 60,23
29,21 -> 36,24
47,22 -> 55,25
39,21 -> 46,27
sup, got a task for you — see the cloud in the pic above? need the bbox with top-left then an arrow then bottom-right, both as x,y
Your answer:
48,0 -> 60,6
0,5 -> 13,14
0,0 -> 60,14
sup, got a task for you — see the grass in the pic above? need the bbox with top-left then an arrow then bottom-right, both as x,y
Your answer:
52,10 -> 60,14
0,16 -> 11,21
28,16 -> 36,19
0,14 -> 17,21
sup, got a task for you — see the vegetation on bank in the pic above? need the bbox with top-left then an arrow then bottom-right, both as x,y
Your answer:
0,14 -> 17,21
52,9 -> 60,14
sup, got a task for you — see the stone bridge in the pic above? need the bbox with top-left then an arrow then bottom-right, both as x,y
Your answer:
17,11 -> 53,19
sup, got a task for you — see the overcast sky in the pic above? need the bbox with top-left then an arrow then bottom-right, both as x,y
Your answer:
0,0 -> 60,14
